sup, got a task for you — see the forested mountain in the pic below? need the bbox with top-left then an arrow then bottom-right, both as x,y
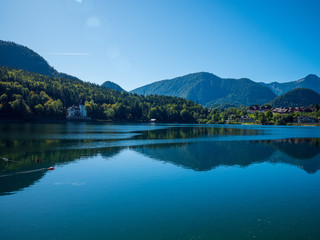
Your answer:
1,39 -> 319,124
270,88 -> 320,107
3,40 -> 319,109
131,72 -> 277,107
260,74 -> 320,96
0,67 -> 208,122
0,40 -> 80,81
101,81 -> 125,92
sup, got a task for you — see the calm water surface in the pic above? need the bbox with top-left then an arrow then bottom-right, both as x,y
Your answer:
1,123 -> 320,240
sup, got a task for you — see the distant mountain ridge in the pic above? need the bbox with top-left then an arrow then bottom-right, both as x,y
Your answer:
1,39 -> 319,108
0,40 -> 81,81
260,74 -> 320,96
270,88 -> 320,107
101,81 -> 125,92
131,72 -> 277,107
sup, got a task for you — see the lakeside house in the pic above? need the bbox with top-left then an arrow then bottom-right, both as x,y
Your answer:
66,103 -> 91,121
271,107 -> 294,114
271,107 -> 315,114
248,106 -> 315,114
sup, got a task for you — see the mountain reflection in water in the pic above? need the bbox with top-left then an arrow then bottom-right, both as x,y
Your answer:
1,123 -> 320,195
133,139 -> 320,172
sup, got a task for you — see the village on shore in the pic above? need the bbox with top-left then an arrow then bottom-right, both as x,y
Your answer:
233,105 -> 320,125
65,102 -> 320,126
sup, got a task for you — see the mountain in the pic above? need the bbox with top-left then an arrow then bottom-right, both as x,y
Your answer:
260,74 -> 320,96
0,66 -> 207,122
3,39 -> 318,109
0,40 -> 209,122
270,88 -> 320,107
0,40 -> 80,81
101,81 -> 125,92
131,72 -> 277,107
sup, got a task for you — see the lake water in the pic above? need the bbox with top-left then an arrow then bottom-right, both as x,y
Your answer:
1,123 -> 320,240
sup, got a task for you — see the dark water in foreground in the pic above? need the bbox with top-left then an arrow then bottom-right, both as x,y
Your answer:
0,123 -> 320,240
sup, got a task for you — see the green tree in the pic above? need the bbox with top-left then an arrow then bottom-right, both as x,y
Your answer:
104,108 -> 115,119
34,104 -> 44,114
265,110 -> 273,121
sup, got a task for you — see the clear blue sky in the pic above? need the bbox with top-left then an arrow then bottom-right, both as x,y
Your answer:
1,0 -> 319,91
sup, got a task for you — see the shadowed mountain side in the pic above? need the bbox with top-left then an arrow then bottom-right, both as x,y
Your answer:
131,72 -> 276,107
269,88 -> 320,107
260,74 -> 320,96
0,40 -> 56,76
101,81 -> 125,92
132,141 -> 275,171
0,40 -> 81,82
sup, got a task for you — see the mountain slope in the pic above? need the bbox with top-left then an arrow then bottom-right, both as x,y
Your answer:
101,81 -> 125,92
0,67 -> 207,122
131,72 -> 277,106
270,88 -> 320,107
260,74 -> 320,96
0,40 -> 80,81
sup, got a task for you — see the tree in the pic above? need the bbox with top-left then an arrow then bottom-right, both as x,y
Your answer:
0,66 -> 209,122
180,109 -> 192,123
34,104 -> 44,114
104,108 -> 115,120
265,110 -> 273,121
9,94 -> 30,118
259,112 -> 267,124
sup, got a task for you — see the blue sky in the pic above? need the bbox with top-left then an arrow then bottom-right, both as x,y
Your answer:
1,0 -> 319,91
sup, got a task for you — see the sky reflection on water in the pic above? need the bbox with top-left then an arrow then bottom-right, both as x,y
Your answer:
1,123 -> 320,240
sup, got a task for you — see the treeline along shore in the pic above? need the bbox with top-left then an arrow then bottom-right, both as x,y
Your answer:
0,67 -> 320,125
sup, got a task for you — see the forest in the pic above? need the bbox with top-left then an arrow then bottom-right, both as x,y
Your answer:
0,67 -> 208,122
1,67 -> 319,125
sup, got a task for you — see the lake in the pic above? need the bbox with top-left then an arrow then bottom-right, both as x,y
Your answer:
1,122 -> 320,240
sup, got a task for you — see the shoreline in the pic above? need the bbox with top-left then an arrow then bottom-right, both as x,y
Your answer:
0,118 -> 319,126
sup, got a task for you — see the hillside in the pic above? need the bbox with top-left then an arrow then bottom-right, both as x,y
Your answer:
270,88 -> 320,107
131,72 -> 277,107
0,40 -> 80,81
101,81 -> 125,92
260,74 -> 320,96
0,67 -> 208,122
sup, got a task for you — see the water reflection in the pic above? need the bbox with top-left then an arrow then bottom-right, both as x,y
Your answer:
270,138 -> 320,159
0,146 -> 124,195
0,125 -> 261,172
132,139 -> 320,173
0,169 -> 45,196
1,123 -> 320,195
133,126 -> 260,140
132,141 -> 274,171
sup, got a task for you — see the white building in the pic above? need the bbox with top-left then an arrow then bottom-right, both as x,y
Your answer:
67,103 -> 90,120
